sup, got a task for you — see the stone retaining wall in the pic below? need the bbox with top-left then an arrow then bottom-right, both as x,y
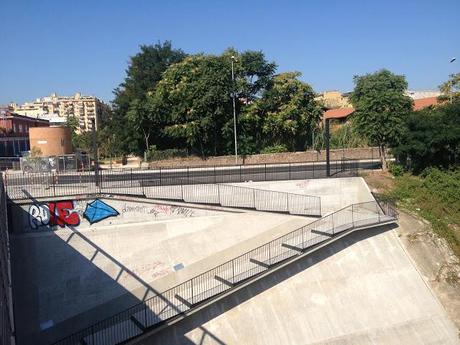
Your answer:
149,147 -> 384,168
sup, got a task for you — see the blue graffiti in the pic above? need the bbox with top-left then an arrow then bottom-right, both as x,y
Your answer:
83,199 -> 119,224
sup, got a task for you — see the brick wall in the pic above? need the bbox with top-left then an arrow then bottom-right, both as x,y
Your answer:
149,147 -> 385,168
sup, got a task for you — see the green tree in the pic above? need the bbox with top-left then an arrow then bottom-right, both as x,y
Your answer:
246,72 -> 321,152
153,50 -> 276,156
350,69 -> 413,168
392,100 -> 460,173
439,72 -> 460,102
110,41 -> 186,155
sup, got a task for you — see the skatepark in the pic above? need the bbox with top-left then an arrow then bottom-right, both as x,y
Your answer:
1,167 -> 459,344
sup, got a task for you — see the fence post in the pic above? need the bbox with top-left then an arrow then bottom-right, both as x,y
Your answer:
53,172 -> 56,197
159,167 -> 162,185
268,243 -> 272,266
352,204 -> 355,228
331,212 -> 335,235
190,279 -> 194,306
253,188 -> 256,208
232,260 -> 235,284
130,168 -> 133,188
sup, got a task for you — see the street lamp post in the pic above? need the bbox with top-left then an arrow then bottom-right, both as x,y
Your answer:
231,56 -> 238,165
449,57 -> 456,103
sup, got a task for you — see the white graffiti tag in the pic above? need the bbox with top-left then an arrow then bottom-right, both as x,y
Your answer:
29,204 -> 51,230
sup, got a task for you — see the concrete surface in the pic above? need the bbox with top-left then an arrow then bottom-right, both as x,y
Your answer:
134,226 -> 460,345
10,177 -> 379,344
396,210 -> 460,332
230,177 -> 374,214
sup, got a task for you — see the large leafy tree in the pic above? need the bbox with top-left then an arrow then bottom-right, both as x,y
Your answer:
152,50 -> 276,156
244,72 -> 322,151
393,100 -> 460,173
110,41 -> 186,155
350,69 -> 413,168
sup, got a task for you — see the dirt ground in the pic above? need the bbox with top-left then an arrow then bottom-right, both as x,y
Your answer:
363,170 -> 460,335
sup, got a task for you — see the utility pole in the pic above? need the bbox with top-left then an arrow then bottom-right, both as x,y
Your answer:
231,56 -> 238,165
449,57 -> 456,103
91,118 -> 99,187
325,118 -> 330,177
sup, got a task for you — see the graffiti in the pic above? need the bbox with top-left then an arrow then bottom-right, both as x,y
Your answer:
296,181 -> 310,188
84,199 -> 119,224
121,204 -> 153,214
121,203 -> 195,218
118,261 -> 171,283
29,200 -> 80,229
28,199 -> 196,230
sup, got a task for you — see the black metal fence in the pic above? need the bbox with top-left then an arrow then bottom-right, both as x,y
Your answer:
4,158 -> 360,201
52,199 -> 397,345
0,157 -> 20,171
0,177 -> 14,345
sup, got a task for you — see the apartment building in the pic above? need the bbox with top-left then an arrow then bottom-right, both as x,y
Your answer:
10,92 -> 109,132
316,91 -> 353,109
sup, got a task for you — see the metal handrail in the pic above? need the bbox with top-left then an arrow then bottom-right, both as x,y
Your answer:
142,181 -> 322,217
52,199 -> 397,345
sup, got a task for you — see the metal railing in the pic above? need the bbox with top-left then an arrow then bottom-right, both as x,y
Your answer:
4,158 -> 360,201
142,182 -> 321,216
52,199 -> 397,345
0,177 -> 14,345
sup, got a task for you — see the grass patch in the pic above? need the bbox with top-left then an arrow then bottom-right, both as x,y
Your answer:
382,168 -> 460,257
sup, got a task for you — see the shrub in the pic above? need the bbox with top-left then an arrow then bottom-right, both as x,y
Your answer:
260,144 -> 288,154
388,162 -> 404,176
145,145 -> 188,162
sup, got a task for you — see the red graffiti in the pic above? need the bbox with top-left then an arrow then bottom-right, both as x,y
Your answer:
48,201 -> 80,227
29,201 -> 80,229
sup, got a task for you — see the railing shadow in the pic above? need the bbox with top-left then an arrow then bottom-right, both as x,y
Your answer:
136,223 -> 398,345
10,190 -> 226,345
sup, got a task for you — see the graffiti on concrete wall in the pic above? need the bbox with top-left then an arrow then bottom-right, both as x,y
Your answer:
27,198 -> 195,230
121,203 -> 195,218
29,200 -> 80,229
83,199 -> 119,224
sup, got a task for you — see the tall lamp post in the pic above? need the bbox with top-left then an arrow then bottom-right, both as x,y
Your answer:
231,55 -> 238,165
449,57 -> 456,103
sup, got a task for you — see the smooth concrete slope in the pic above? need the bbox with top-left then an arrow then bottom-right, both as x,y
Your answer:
12,208 -> 312,345
229,177 -> 374,214
11,177 -> 376,344
133,225 -> 460,345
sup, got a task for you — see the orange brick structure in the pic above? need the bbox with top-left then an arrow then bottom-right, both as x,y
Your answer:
29,127 -> 73,156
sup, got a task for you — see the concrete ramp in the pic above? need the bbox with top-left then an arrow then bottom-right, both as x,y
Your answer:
136,225 -> 459,345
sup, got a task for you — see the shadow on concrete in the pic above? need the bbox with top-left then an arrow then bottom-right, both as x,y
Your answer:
9,191 -> 225,345
134,223 -> 397,345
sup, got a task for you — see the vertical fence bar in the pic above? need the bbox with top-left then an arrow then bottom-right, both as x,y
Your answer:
351,204 -> 355,227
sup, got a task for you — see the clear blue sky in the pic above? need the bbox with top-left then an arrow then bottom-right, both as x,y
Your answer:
1,0 -> 459,105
